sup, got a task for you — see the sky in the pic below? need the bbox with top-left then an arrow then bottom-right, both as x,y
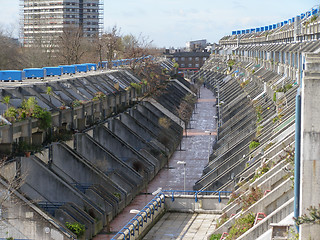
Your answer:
0,0 -> 318,48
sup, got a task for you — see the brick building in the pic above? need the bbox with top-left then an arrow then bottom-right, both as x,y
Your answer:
164,51 -> 210,75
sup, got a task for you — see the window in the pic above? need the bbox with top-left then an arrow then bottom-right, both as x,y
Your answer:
175,57 -> 179,61
195,57 -> 199,61
195,64 -> 199,68
181,57 -> 185,61
189,57 -> 192,61
181,63 -> 185,67
188,63 -> 192,67
203,57 -> 207,61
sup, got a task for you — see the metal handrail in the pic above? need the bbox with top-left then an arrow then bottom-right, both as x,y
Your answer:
161,190 -> 232,203
111,193 -> 165,240
111,190 -> 231,239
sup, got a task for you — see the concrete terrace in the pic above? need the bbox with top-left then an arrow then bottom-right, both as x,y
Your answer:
94,86 -> 218,239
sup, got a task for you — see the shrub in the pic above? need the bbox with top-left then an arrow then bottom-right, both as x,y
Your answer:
250,164 -> 270,183
249,140 -> 260,150
216,213 -> 229,229
294,204 -> 320,225
237,187 -> 263,211
210,233 -> 222,240
130,82 -> 142,94
4,107 -> 17,122
65,222 -> 85,238
226,213 -> 255,239
240,80 -> 249,88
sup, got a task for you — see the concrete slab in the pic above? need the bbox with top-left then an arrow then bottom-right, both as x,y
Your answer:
143,212 -> 219,240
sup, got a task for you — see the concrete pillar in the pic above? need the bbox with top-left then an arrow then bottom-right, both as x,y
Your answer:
300,53 -> 320,240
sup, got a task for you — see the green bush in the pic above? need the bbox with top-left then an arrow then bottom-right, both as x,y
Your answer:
226,213 -> 255,239
65,222 -> 85,238
210,233 -> 222,240
249,140 -> 260,150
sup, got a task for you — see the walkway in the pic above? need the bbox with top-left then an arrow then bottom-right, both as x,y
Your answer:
143,212 -> 219,240
93,86 -> 217,240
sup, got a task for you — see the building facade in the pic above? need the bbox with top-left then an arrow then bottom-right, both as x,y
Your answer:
165,51 -> 211,75
21,0 -> 103,47
186,39 -> 207,52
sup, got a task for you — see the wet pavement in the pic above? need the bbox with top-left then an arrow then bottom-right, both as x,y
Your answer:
93,86 -> 216,240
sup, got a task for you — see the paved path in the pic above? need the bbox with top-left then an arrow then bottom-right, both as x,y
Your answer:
143,212 -> 219,240
93,87 -> 216,239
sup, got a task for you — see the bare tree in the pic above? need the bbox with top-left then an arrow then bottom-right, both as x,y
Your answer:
58,27 -> 85,65
98,26 -> 122,69
121,33 -> 153,72
0,28 -> 23,70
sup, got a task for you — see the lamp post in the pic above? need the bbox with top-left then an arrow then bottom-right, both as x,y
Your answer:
177,161 -> 186,192
205,130 -> 212,162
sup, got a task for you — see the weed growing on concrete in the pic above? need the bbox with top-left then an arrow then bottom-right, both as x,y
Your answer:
294,204 -> 320,225
280,147 -> 295,186
264,142 -> 274,151
210,233 -> 222,240
250,164 -> 270,183
249,140 -> 260,151
238,187 -> 263,211
216,213 -> 229,228
65,222 -> 85,238
255,105 -> 263,123
227,192 -> 241,205
240,79 -> 249,88
225,212 -> 255,239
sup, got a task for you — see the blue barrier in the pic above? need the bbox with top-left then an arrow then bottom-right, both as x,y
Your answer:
0,56 -> 152,83
59,65 -> 76,74
43,67 -> 62,76
23,68 -> 46,78
231,5 -> 319,35
86,63 -> 97,71
75,64 -> 88,73
0,70 -> 25,81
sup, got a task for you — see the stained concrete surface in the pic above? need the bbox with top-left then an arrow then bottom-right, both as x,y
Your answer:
143,212 -> 219,240
93,86 -> 217,239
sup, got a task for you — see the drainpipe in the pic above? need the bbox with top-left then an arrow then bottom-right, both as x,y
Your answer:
294,87 -> 301,231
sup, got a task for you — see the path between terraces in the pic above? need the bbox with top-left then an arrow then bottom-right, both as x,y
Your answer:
93,86 -> 217,240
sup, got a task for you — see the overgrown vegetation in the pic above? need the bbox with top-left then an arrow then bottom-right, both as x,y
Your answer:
227,59 -> 236,70
216,213 -> 229,228
249,140 -> 260,150
279,147 -> 295,186
237,187 -> 263,211
225,213 -> 255,239
65,222 -> 85,238
240,79 -> 249,88
250,163 -> 270,183
210,233 -> 222,240
2,97 -> 52,130
294,204 -> 320,225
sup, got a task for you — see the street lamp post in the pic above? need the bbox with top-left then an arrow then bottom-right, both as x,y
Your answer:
177,161 -> 186,192
205,130 -> 212,162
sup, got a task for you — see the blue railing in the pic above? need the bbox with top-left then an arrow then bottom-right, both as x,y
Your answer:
111,190 -> 231,240
231,5 -> 319,35
111,192 -> 165,240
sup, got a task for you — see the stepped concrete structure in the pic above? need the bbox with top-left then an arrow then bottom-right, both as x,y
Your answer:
109,7 -> 320,240
0,60 -> 198,239
2,6 -> 320,240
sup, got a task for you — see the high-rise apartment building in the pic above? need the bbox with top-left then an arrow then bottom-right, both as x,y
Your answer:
21,0 -> 103,47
